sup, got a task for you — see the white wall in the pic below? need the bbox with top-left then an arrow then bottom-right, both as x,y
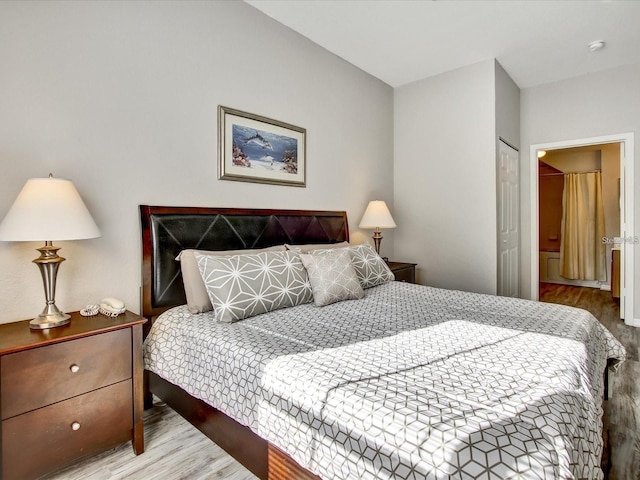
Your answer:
394,60 -> 498,294
521,63 -> 640,320
495,62 -> 521,151
0,1 -> 393,324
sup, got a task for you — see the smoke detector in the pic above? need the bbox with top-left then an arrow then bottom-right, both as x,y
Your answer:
588,40 -> 605,52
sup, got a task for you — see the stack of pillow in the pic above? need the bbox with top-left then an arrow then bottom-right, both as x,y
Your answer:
177,242 -> 395,323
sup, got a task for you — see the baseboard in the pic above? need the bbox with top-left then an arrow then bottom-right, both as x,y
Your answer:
543,279 -> 601,288
625,317 -> 640,328
600,284 -> 612,291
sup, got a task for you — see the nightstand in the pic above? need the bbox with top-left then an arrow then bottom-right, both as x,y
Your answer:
0,310 -> 146,479
387,261 -> 417,284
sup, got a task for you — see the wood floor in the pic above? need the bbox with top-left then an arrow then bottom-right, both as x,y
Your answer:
43,399 -> 257,480
44,284 -> 639,479
539,282 -> 640,480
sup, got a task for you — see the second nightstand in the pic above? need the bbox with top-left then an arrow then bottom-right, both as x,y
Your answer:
387,261 -> 417,284
0,310 -> 146,479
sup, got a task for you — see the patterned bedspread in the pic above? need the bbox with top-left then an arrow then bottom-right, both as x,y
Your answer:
144,282 -> 625,479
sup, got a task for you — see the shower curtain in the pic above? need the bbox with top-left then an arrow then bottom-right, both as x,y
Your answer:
560,172 -> 606,281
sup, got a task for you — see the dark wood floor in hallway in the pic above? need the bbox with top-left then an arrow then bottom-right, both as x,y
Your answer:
539,282 -> 640,480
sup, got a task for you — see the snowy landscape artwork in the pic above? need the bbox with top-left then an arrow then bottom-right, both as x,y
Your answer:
218,106 -> 306,187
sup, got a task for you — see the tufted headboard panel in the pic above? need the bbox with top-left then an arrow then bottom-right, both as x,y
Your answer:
140,205 -> 349,319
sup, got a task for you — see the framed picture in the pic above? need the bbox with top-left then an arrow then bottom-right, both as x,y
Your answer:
218,106 -> 306,187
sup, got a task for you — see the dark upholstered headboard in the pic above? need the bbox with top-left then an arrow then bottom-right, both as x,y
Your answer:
140,205 -> 349,319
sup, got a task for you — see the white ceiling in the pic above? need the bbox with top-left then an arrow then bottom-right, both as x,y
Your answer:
245,0 -> 640,89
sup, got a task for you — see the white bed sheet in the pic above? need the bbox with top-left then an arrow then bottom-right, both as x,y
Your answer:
144,282 -> 625,479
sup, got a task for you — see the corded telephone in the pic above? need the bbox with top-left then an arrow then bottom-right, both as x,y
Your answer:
80,298 -> 125,317
99,297 -> 125,316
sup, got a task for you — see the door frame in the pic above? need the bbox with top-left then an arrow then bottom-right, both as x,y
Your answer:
529,132 -> 636,326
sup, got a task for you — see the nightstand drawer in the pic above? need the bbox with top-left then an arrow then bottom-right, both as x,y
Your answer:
1,328 -> 131,419
2,380 -> 132,480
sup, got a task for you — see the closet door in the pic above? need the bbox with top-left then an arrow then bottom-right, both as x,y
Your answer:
497,140 -> 520,297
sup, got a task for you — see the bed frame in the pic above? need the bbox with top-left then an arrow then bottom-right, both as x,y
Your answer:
140,205 -> 350,480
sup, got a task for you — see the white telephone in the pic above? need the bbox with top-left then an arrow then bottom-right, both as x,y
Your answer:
99,297 -> 126,317
80,298 -> 126,317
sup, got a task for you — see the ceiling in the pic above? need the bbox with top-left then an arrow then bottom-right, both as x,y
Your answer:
245,0 -> 640,89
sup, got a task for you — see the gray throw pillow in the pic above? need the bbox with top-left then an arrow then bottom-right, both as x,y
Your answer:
178,245 -> 286,314
311,243 -> 395,289
195,250 -> 312,322
300,249 -> 364,306
348,243 -> 395,288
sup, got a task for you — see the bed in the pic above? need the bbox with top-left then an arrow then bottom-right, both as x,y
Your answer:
140,205 -> 625,480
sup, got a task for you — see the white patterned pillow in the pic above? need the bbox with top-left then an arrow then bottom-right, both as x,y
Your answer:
348,243 -> 395,288
195,250 -> 312,322
300,249 -> 364,306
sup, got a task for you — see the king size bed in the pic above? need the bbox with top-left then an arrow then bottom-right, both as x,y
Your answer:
140,205 -> 625,480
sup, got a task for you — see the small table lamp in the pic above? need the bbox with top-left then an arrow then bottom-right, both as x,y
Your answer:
0,175 -> 100,329
359,200 -> 396,255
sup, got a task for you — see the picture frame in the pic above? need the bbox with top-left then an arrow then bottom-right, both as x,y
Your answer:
218,106 -> 306,187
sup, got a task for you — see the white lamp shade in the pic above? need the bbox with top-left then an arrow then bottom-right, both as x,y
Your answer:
0,177 -> 101,242
359,200 -> 396,229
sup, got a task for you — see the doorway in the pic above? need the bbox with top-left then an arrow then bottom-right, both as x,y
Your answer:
538,144 -> 618,289
530,133 -> 635,326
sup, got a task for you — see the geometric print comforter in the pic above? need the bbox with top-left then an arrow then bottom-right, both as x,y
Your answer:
144,282 -> 625,480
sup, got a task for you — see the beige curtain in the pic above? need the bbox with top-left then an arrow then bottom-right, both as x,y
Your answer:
560,172 -> 606,281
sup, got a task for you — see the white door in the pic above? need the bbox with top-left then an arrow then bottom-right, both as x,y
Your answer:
498,140 -> 520,297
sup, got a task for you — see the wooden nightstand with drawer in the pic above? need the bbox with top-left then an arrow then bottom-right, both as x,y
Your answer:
387,261 -> 417,284
0,311 -> 146,479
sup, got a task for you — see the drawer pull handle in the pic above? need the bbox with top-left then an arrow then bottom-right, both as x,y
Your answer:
70,364 -> 80,373
71,422 -> 81,431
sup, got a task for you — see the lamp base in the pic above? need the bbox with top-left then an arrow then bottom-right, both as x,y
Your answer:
30,305 -> 71,329
30,243 -> 71,329
372,228 -> 383,255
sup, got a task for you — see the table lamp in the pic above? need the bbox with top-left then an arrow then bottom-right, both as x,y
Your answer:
0,175 -> 101,329
359,200 -> 396,255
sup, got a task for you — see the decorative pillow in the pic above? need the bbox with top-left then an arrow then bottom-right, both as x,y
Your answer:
311,243 -> 395,289
195,250 -> 312,322
178,245 -> 286,314
348,243 -> 395,288
285,241 -> 349,253
300,249 -> 364,306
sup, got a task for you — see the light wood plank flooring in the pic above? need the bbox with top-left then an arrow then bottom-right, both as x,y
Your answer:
43,399 -> 257,480
45,285 -> 639,479
540,282 -> 640,480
